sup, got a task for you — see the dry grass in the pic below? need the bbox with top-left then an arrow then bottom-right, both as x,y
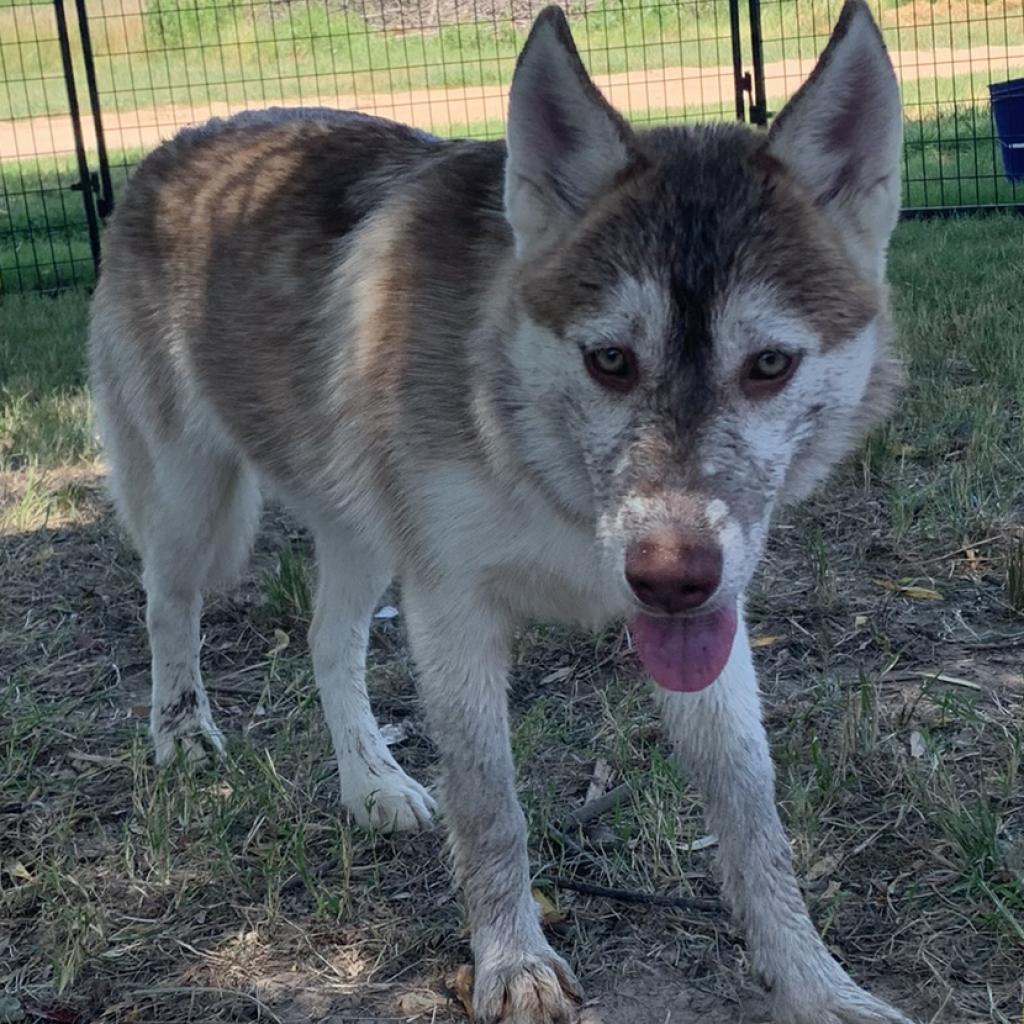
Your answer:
2,216 -> 1024,1023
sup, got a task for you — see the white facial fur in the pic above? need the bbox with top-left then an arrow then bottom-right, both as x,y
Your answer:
503,274 -> 883,619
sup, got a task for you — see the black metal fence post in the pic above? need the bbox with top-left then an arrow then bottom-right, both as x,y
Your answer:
52,0 -> 101,274
728,0 -> 746,123
74,0 -> 114,219
746,0 -> 768,127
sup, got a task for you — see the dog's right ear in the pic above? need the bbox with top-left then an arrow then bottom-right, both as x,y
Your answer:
504,6 -> 638,258
768,0 -> 902,283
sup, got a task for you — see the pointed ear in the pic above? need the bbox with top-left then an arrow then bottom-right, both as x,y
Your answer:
768,0 -> 902,282
504,6 -> 639,258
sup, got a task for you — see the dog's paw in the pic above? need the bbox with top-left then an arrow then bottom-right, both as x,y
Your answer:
473,949 -> 583,1024
771,976 -> 915,1024
341,757 -> 437,833
151,700 -> 225,765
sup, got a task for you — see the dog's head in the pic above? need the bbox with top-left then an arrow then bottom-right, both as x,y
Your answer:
499,2 -> 902,690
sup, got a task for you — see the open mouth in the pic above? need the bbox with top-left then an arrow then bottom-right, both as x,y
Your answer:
629,601 -> 738,693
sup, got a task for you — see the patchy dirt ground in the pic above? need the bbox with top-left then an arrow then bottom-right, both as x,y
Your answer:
2,458 -> 1022,1024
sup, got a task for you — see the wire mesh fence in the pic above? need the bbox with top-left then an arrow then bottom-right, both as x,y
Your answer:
2,0 -> 1023,294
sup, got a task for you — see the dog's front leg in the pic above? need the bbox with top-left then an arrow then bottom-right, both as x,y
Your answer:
404,586 -> 583,1024
657,610 -> 913,1024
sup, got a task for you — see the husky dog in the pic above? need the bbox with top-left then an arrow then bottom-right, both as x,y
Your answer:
89,2 -> 911,1021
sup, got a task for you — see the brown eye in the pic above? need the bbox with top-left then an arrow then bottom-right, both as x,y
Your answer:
585,347 -> 638,392
742,349 -> 799,397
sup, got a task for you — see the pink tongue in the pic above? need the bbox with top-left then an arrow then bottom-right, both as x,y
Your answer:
630,604 -> 738,692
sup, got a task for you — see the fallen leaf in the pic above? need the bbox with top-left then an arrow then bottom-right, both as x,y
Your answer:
689,834 -> 718,852
583,759 -> 613,805
397,990 -> 444,1018
822,879 -> 842,901
270,628 -> 290,654
750,635 -> 783,648
874,579 -> 943,600
540,666 -> 573,685
4,861 -> 32,883
374,605 -> 399,619
532,887 -> 565,926
807,853 -> 838,882
909,730 -> 927,759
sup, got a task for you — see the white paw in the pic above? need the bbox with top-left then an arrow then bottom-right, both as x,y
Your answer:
473,948 -> 583,1024
151,693 -> 225,765
771,974 -> 915,1024
340,756 -> 437,832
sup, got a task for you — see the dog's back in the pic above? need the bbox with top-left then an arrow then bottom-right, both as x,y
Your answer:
90,109 -> 512,531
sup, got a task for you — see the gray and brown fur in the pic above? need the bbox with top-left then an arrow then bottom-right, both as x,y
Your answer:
89,5 -> 913,1022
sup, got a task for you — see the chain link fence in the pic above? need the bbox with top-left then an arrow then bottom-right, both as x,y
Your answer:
2,0 -> 1023,294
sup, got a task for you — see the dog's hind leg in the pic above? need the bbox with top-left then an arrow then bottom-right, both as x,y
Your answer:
309,524 -> 436,832
657,610 -> 913,1024
139,444 -> 261,764
99,386 -> 262,765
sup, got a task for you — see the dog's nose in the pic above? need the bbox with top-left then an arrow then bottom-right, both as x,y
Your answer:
625,533 -> 722,614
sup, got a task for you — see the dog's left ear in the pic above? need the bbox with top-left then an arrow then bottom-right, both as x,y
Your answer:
768,0 -> 902,282
505,6 -> 639,258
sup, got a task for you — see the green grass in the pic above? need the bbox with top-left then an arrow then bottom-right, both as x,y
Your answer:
4,90 -> 1024,295
3,210 -> 1024,538
2,0 -> 1023,120
262,541 -> 315,629
0,291 -> 92,470
880,216 -> 1024,543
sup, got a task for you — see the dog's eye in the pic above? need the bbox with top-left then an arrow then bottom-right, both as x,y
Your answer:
751,350 -> 793,380
742,349 -> 800,397
585,347 -> 638,392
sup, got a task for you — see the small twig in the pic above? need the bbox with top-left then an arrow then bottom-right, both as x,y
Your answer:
921,535 -> 1002,565
562,783 -> 632,827
881,669 -> 983,691
895,669 -> 983,691
546,876 -> 722,915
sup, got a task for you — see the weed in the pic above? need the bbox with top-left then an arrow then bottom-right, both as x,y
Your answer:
262,541 -> 314,628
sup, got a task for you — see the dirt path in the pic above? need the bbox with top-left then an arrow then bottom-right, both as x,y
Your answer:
3,41 -> 1023,162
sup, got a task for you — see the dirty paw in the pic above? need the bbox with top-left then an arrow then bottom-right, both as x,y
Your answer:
341,757 -> 437,833
473,951 -> 583,1024
151,696 -> 225,765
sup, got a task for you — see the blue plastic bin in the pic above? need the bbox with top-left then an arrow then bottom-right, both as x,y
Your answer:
990,77 -> 1024,182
